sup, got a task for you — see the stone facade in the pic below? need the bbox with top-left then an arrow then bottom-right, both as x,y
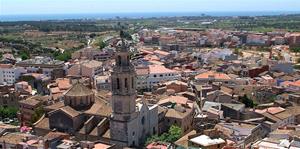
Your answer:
110,39 -> 158,147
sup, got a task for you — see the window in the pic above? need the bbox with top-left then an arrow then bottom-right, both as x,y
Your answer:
132,77 -> 134,89
127,56 -> 130,64
160,74 -> 163,77
125,78 -> 128,89
154,75 -> 157,78
132,131 -> 135,136
118,56 -> 121,66
141,116 -> 145,125
117,78 -> 120,89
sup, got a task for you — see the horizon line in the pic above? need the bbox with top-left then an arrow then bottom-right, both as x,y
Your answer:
2,10 -> 300,16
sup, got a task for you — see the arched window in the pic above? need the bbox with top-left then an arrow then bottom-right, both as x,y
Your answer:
127,56 -> 130,65
125,78 -> 128,89
117,56 -> 121,66
141,116 -> 145,125
117,78 -> 120,89
132,77 -> 134,89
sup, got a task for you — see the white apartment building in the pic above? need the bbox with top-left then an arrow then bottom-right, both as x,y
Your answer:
0,64 -> 26,85
136,65 -> 181,90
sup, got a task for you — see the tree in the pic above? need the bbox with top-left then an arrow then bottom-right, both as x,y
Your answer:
291,47 -> 300,55
145,125 -> 182,145
19,51 -> 30,60
30,106 -> 44,125
240,95 -> 255,108
0,106 -> 18,119
166,125 -> 182,142
98,40 -> 107,49
53,50 -> 72,62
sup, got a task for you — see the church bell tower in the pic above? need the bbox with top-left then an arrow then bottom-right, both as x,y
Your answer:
110,33 -> 138,147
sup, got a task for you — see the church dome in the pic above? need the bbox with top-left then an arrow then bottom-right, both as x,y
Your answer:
63,83 -> 95,111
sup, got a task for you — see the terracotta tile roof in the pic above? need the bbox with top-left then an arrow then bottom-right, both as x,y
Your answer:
195,71 -> 231,80
50,87 -> 61,94
84,97 -> 112,117
154,50 -> 170,56
140,49 -> 154,55
135,67 -> 149,75
44,132 -> 69,141
94,143 -> 112,149
33,117 -> 49,130
147,142 -> 170,149
164,80 -> 188,86
290,80 -> 300,87
56,78 -> 71,90
274,110 -> 293,120
59,106 -> 81,118
0,133 -> 34,145
19,96 -> 48,106
158,96 -> 189,105
175,130 -> 197,148
255,107 -> 285,115
82,60 -> 102,68
144,55 -> 160,61
0,64 -> 13,69
16,81 -> 32,93
44,102 -> 65,111
165,107 -> 192,119
149,60 -> 164,65
149,65 -> 177,74
64,83 -> 94,97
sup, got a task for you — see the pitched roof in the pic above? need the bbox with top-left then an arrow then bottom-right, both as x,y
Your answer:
64,83 -> 93,97
81,60 -> 102,68
19,96 -> 49,106
0,133 -> 34,145
0,64 -> 13,69
195,71 -> 231,80
84,97 -> 112,117
135,67 -> 149,75
56,78 -> 72,90
59,106 -> 80,118
158,96 -> 189,105
154,50 -> 170,56
149,65 -> 177,74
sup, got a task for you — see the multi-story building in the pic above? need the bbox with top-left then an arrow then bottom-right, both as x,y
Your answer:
71,47 -> 112,61
246,34 -> 270,46
16,57 -> 66,79
195,71 -> 232,84
81,60 -> 103,78
94,75 -> 111,91
0,64 -> 26,85
67,60 -> 103,78
288,33 -> 300,47
158,96 -> 195,134
135,65 -> 181,90
19,96 -> 49,125
135,66 -> 149,90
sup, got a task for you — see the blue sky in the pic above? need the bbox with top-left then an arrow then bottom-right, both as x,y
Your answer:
1,0 -> 300,15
